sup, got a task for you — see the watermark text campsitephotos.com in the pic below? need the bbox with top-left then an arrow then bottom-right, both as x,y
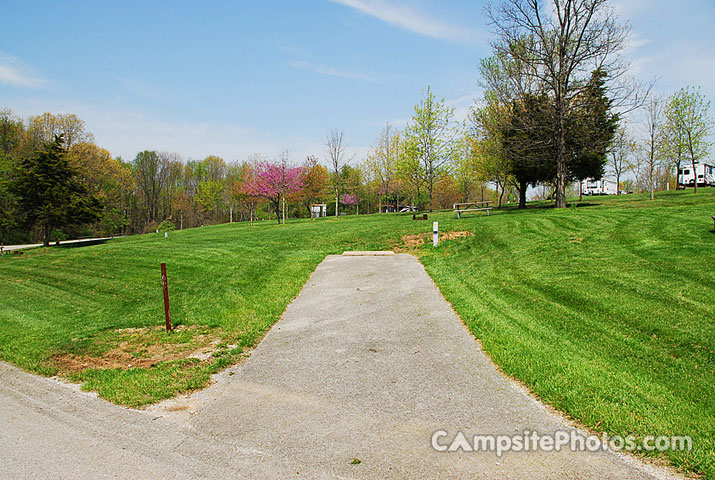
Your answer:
431,430 -> 692,457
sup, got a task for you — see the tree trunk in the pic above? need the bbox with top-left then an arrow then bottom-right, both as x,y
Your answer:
428,180 -> 434,212
42,224 -> 51,247
692,158 -> 698,194
556,100 -> 567,208
579,180 -> 583,202
335,190 -> 339,217
518,180 -> 527,209
675,160 -> 682,190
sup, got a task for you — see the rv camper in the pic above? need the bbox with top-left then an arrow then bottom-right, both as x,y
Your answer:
581,178 -> 619,195
678,162 -> 715,187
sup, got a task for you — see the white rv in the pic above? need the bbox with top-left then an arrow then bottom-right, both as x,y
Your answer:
581,178 -> 619,195
678,162 -> 715,187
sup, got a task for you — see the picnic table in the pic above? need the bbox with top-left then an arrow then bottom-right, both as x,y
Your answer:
453,201 -> 492,219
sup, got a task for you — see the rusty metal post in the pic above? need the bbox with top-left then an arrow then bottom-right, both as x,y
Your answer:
160,263 -> 171,331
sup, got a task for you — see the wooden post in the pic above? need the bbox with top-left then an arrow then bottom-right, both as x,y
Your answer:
160,263 -> 171,332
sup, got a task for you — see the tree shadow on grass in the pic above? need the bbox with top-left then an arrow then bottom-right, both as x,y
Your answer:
56,239 -> 111,249
495,201 -> 599,215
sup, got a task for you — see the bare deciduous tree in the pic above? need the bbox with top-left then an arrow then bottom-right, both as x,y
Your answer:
325,129 -> 351,217
639,96 -> 664,200
608,126 -> 634,195
487,0 -> 632,208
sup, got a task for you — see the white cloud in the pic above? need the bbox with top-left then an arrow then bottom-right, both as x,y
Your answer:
0,54 -> 47,88
330,0 -> 483,45
288,60 -> 378,82
446,92 -> 479,122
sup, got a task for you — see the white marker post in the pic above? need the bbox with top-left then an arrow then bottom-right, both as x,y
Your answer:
164,231 -> 168,238
433,221 -> 439,247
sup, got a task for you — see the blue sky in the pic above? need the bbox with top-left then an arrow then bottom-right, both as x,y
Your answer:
2,0 -> 714,164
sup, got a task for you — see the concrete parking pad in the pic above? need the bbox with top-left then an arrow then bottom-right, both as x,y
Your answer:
0,254 -> 685,479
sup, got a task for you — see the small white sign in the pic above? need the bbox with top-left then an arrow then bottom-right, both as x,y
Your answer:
433,222 -> 439,247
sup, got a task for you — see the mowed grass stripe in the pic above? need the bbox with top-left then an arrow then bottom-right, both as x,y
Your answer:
418,191 -> 714,477
1,190 -> 713,477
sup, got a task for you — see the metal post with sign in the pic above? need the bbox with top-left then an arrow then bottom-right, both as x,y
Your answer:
433,221 -> 439,247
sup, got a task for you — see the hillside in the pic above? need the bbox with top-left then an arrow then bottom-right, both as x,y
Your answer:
1,190 -> 714,477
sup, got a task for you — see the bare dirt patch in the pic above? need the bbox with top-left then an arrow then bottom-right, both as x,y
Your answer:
398,231 -> 473,252
52,325 -> 228,374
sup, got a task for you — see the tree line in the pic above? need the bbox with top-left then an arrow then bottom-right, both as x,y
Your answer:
0,99 -> 496,245
1,2 -> 712,244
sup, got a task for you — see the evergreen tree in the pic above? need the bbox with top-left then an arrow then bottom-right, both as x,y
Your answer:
10,135 -> 102,246
566,69 -> 619,199
502,94 -> 557,209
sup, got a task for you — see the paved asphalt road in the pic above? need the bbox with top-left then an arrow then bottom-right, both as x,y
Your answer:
0,254 -> 685,479
1,237 -> 121,252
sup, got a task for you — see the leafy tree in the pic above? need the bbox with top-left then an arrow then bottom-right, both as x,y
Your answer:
404,86 -> 455,211
340,193 -> 360,214
243,160 -> 303,224
10,136 -> 101,246
201,155 -> 227,181
133,150 -> 166,223
472,94 -> 513,207
292,155 -> 330,216
341,165 -> 365,213
0,109 -> 24,156
171,191 -> 199,230
488,0 -> 631,208
664,86 -> 714,193
196,180 -> 224,222
366,123 -> 401,213
0,152 -> 18,243
27,112 -> 94,149
452,134 -> 481,203
433,175 -> 460,210
395,136 -> 425,209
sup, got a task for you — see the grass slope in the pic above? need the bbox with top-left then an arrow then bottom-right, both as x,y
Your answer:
419,191 -> 715,477
1,190 -> 713,477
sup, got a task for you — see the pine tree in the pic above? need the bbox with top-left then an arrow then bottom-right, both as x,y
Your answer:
10,135 -> 102,246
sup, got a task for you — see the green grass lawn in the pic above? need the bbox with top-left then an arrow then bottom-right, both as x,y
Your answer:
1,190 -> 714,478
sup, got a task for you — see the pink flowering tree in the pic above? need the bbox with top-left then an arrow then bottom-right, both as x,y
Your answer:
243,161 -> 304,224
341,193 -> 360,215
